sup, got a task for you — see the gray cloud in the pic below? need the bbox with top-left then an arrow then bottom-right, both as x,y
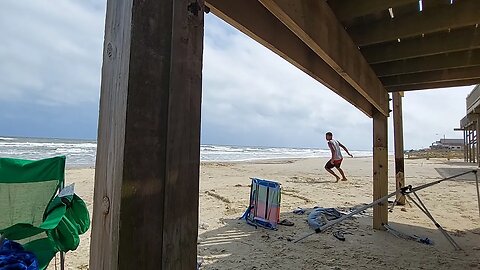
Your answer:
0,0 -> 105,106
401,87 -> 473,150
0,2 -> 474,149
202,15 -> 475,150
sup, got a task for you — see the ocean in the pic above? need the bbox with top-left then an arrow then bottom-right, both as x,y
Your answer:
0,137 -> 373,168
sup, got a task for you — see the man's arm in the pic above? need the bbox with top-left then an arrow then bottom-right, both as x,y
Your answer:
339,142 -> 354,157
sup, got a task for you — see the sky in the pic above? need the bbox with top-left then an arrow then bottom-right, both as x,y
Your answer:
0,0 -> 475,150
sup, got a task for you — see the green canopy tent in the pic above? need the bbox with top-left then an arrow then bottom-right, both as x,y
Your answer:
0,156 -> 90,269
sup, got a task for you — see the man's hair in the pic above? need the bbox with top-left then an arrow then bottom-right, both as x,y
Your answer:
326,132 -> 333,136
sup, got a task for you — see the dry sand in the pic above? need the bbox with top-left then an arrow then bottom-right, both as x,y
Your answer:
52,157 -> 480,269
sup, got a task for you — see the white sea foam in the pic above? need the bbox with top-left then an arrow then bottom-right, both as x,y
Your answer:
0,138 -> 375,167
199,144 -> 373,162
0,137 -> 97,168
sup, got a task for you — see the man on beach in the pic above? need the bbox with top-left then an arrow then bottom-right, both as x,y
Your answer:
324,132 -> 353,182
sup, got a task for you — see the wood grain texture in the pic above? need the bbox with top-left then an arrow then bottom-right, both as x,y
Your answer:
327,0 -> 417,22
90,0 -> 203,269
387,78 -> 480,92
373,109 -> 388,230
362,27 -> 480,64
258,0 -> 389,116
473,126 -> 477,163
381,66 -> 480,88
373,50 -> 480,77
206,0 -> 374,117
467,128 -> 471,162
393,92 -> 405,205
349,0 -> 480,46
89,0 -> 132,268
477,117 -> 480,167
161,0 -> 203,268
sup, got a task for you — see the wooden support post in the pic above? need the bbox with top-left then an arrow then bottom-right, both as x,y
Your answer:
464,129 -> 467,162
467,128 -> 469,162
393,92 -> 405,205
373,109 -> 388,230
470,124 -> 477,163
468,127 -> 471,162
472,125 -> 475,163
477,117 -> 480,167
468,128 -> 473,162
469,127 -> 472,162
89,0 -> 204,269
470,127 -> 473,162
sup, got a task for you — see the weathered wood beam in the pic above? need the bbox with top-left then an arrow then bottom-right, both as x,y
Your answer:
470,127 -> 472,162
467,128 -> 471,161
393,92 -> 405,205
89,0 -> 203,269
362,27 -> 480,64
206,0 -> 374,116
477,116 -> 480,167
327,0 -> 418,22
373,49 -> 480,77
472,126 -> 475,163
471,125 -> 477,163
89,0 -> 132,268
461,115 -> 472,129
349,0 -> 480,46
382,66 -> 480,88
373,109 -> 388,230
387,78 -> 480,92
258,0 -> 389,116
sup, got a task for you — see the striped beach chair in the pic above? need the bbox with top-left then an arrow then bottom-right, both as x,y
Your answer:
242,178 -> 281,230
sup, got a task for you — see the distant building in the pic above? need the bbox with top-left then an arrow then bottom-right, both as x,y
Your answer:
431,138 -> 464,150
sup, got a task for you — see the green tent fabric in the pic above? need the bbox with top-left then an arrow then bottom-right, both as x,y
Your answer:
0,156 -> 65,184
0,156 -> 90,270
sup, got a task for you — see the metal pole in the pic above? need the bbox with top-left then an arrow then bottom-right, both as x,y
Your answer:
60,179 -> 65,270
294,170 -> 476,243
294,188 -> 399,243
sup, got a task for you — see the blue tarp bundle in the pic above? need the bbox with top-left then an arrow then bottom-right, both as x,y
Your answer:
0,239 -> 38,270
307,207 -> 343,230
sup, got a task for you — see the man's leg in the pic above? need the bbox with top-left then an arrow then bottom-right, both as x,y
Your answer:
336,167 -> 348,181
325,161 -> 340,182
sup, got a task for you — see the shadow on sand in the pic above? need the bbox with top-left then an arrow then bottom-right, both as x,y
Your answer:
434,166 -> 479,182
198,208 -> 480,270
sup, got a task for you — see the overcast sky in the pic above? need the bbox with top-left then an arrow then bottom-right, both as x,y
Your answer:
0,0 -> 474,150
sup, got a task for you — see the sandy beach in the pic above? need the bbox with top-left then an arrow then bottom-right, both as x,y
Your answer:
54,157 -> 480,269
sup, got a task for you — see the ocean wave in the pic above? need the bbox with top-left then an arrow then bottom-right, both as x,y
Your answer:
0,138 -> 376,166
0,142 -> 97,148
54,148 -> 93,154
